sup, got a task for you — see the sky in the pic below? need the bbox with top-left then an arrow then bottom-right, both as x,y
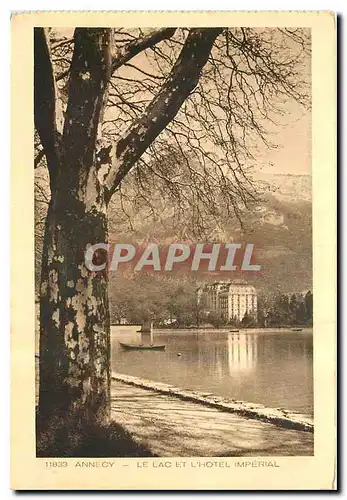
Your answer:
256,109 -> 311,176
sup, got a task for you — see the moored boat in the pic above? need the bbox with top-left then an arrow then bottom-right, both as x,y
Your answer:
122,320 -> 166,351
119,342 -> 166,351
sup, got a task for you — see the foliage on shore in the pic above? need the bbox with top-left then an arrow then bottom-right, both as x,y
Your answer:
109,273 -> 313,328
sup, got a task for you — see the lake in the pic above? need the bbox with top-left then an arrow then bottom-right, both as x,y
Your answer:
111,328 -> 313,416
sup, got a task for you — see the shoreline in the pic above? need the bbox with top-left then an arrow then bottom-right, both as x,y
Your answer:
112,372 -> 313,433
112,326 -> 313,334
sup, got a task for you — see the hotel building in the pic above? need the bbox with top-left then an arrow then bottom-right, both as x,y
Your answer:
198,280 -> 257,322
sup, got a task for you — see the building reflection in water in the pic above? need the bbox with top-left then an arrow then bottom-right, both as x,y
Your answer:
227,332 -> 258,374
196,332 -> 258,377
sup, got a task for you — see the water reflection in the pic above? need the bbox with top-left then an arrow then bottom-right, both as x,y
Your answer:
111,328 -> 313,415
227,332 -> 258,374
194,332 -> 258,376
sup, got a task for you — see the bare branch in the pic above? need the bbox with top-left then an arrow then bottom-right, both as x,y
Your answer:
56,68 -> 69,82
111,28 -> 177,74
34,148 -> 46,168
34,28 -> 64,187
105,28 -> 223,202
51,37 -> 74,50
39,26 -> 310,236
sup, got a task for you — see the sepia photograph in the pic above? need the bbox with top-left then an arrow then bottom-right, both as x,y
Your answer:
11,11 -> 336,490
34,24 -> 313,458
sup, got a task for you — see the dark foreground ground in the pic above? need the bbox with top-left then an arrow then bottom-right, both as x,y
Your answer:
35,357 -> 155,457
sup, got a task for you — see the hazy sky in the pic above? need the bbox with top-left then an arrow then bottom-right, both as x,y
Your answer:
256,108 -> 311,176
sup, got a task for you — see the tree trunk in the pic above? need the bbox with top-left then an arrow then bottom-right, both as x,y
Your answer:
36,28 -> 114,444
39,180 -> 110,430
35,27 -> 222,453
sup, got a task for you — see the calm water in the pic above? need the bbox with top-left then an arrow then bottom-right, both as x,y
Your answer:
111,328 -> 313,415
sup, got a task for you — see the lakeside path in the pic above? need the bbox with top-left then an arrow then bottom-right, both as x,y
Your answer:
111,377 -> 313,457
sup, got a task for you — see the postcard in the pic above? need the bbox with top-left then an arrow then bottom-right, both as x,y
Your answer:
11,11 -> 336,490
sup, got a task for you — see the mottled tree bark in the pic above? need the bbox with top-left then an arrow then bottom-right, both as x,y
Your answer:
39,193 -> 110,426
36,28 -> 112,431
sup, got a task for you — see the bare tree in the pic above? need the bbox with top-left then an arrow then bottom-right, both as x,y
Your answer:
34,26 -> 310,442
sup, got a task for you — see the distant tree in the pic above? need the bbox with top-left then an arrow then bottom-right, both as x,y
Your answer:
304,290 -> 313,324
257,308 -> 266,327
280,294 -> 290,314
289,294 -> 298,322
241,312 -> 256,327
165,285 -> 194,326
208,311 -> 227,328
257,293 -> 270,327
229,314 -> 241,328
294,295 -> 306,324
193,290 -> 206,328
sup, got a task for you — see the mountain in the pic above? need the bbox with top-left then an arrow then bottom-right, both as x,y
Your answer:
209,173 -> 312,293
108,173 -> 312,294
254,172 -> 312,203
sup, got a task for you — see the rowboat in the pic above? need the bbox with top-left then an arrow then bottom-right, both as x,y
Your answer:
119,342 -> 166,351
121,321 -> 166,351
292,328 -> 303,332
